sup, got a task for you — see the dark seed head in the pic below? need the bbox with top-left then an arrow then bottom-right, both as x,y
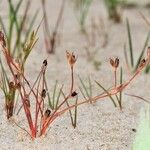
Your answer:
139,58 -> 146,68
110,57 -> 119,68
41,89 -> 46,98
115,57 -> 119,68
109,58 -> 114,67
71,91 -> 77,97
141,58 -> 146,63
43,59 -> 47,66
45,109 -> 51,118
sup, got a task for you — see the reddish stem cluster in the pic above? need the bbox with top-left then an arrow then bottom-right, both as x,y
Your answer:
0,31 -> 150,139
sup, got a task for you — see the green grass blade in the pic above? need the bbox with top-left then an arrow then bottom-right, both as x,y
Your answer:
134,31 -> 150,71
55,85 -> 63,109
126,18 -> 134,67
43,76 -> 53,109
95,80 -> 117,107
88,76 -> 92,97
119,67 -> 123,108
52,80 -> 58,108
24,9 -> 39,44
73,96 -> 78,128
78,76 -> 90,98
79,86 -> 88,100
61,90 -> 74,127
0,16 -> 7,38
145,64 -> 150,73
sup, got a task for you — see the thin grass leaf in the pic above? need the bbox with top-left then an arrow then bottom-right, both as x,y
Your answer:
124,43 -> 130,71
0,16 -> 7,38
88,76 -> 92,97
61,90 -> 78,128
145,64 -> 150,73
126,18 -> 134,67
24,9 -> 39,44
44,76 -> 53,109
119,67 -> 123,108
78,76 -> 90,98
125,93 -> 150,104
8,0 -> 23,31
134,31 -> 150,71
61,90 -> 74,126
73,96 -> 78,128
12,0 -> 31,55
95,80 -> 117,107
8,0 -> 23,49
79,86 -> 88,100
55,85 -> 63,109
52,80 -> 58,108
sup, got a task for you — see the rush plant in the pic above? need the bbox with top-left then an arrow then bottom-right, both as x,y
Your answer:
0,30 -> 150,139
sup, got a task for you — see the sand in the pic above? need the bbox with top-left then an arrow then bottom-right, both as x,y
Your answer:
0,0 -> 150,149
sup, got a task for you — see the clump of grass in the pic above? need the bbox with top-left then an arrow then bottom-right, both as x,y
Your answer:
41,0 -> 65,54
104,0 -> 123,23
124,18 -> 150,73
72,0 -> 92,32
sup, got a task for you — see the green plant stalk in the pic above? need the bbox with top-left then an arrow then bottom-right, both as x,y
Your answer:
126,18 -> 134,67
52,80 -> 58,108
8,0 -> 22,51
78,76 -> 90,99
95,80 -> 117,107
6,87 -> 16,119
118,67 -> 123,109
134,31 -> 150,72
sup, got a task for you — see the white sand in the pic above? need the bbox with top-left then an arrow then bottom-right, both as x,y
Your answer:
0,0 -> 150,149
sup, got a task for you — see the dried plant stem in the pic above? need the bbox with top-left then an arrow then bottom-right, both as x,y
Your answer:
70,66 -> 74,94
114,69 -> 117,87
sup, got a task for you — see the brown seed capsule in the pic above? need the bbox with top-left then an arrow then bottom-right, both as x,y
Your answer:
114,57 -> 119,68
109,57 -> 119,68
41,89 -> 46,98
109,58 -> 114,67
43,59 -> 48,66
44,109 -> 51,118
71,91 -> 77,97
66,51 -> 77,67
139,58 -> 146,68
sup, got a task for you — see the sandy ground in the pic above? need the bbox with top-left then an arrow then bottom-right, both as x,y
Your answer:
0,0 -> 150,149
